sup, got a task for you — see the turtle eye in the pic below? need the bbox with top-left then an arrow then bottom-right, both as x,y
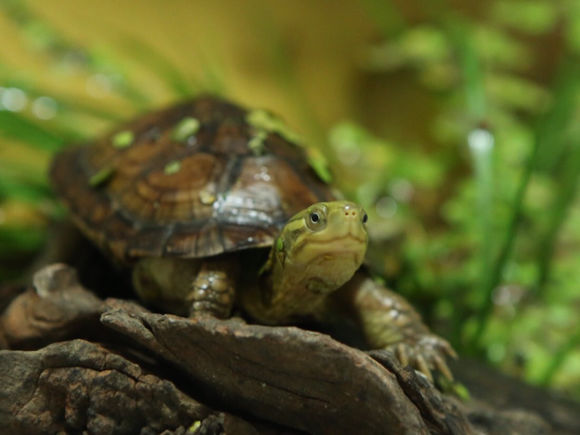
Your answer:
310,212 -> 320,224
306,207 -> 326,230
362,212 -> 368,224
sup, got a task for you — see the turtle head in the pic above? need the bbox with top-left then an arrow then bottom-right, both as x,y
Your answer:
282,201 -> 368,270
265,201 -> 368,309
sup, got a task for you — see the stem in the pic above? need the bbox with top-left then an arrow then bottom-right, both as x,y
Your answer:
539,328 -> 580,386
470,136 -> 538,347
468,128 -> 494,312
537,142 -> 580,289
534,61 -> 580,290
449,19 -> 500,350
469,59 -> 579,348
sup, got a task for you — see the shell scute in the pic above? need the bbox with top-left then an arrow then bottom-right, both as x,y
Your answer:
51,96 -> 333,262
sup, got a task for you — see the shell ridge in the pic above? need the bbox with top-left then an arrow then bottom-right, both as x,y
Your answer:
51,97 -> 334,262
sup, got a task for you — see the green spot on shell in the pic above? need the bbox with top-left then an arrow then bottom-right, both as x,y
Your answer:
246,109 -> 301,144
164,160 -> 181,175
172,116 -> 200,143
112,130 -> 134,148
248,130 -> 268,155
89,166 -> 115,187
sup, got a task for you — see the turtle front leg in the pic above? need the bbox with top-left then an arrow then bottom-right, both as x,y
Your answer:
188,258 -> 238,319
335,270 -> 456,381
132,257 -> 237,318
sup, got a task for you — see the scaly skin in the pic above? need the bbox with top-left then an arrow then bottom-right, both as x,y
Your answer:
135,200 -> 456,381
243,201 -> 368,323
335,270 -> 457,381
244,200 -> 455,380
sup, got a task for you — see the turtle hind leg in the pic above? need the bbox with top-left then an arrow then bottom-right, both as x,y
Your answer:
132,257 -> 201,316
188,257 -> 238,319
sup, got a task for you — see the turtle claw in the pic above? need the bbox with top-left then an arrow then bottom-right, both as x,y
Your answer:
388,334 -> 456,382
445,344 -> 458,359
415,354 -> 433,382
396,343 -> 409,366
433,354 -> 453,381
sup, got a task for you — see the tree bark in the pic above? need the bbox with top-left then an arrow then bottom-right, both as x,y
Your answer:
0,263 -> 577,434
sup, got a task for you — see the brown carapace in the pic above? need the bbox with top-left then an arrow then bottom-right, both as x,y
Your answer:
51,96 -> 333,264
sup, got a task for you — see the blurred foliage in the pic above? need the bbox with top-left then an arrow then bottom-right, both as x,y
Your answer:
0,0 -> 578,399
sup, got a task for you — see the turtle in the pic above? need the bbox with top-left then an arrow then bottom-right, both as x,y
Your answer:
50,95 -> 456,381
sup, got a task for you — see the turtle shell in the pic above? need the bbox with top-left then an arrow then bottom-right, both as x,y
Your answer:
51,96 -> 334,263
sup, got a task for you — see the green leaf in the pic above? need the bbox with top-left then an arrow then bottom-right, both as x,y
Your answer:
539,328 -> 580,386
246,109 -> 302,144
248,130 -> 268,156
0,226 -> 46,254
474,26 -> 531,69
307,153 -> 332,183
121,36 -> 198,97
492,1 -> 558,35
0,111 -> 63,151
486,73 -> 549,112
536,141 -> 580,288
0,176 -> 49,202
1,78 -> 124,121
450,20 -> 486,122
